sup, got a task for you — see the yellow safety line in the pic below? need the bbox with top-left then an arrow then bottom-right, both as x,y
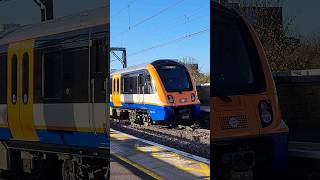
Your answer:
110,151 -> 164,180
111,130 -> 210,178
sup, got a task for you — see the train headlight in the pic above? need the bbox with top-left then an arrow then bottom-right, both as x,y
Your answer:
191,93 -> 196,102
167,95 -> 174,103
258,101 -> 273,128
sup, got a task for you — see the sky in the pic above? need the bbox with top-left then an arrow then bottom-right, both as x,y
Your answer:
282,0 -> 320,37
110,0 -> 210,72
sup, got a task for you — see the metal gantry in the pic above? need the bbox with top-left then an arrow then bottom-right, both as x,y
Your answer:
110,47 -> 127,68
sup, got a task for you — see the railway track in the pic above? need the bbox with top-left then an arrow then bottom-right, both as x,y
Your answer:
110,118 -> 210,158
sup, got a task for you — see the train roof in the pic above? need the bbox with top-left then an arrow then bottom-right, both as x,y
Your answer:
111,59 -> 180,75
211,1 -> 240,17
0,6 -> 109,45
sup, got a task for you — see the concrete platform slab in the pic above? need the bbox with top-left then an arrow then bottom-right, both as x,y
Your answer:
110,129 -> 210,179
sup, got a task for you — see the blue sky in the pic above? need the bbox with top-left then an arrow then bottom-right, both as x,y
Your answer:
110,0 -> 210,72
282,0 -> 320,37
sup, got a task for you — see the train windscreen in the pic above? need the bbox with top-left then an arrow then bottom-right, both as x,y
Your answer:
156,64 -> 193,92
212,11 -> 266,96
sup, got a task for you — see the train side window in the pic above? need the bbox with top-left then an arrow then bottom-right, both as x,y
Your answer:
11,55 -> 17,104
62,48 -> 89,102
43,51 -> 62,99
122,75 -> 129,94
138,74 -> 144,94
112,79 -> 116,94
122,74 -> 138,94
144,73 -> 153,94
117,78 -> 120,94
114,78 -> 117,94
22,53 -> 29,104
91,38 -> 107,103
0,54 -> 7,104
132,75 -> 138,94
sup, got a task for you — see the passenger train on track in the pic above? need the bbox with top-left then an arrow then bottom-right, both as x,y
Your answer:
211,2 -> 289,179
0,6 -> 109,179
110,60 -> 200,126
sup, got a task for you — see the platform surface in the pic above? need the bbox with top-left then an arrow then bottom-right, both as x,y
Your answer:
289,141 -> 320,159
110,154 -> 154,180
110,129 -> 210,179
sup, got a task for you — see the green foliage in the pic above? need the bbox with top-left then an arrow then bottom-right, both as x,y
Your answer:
234,1 -> 320,71
180,57 -> 210,85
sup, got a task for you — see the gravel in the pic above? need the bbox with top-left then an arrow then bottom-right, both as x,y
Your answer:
111,119 -> 210,159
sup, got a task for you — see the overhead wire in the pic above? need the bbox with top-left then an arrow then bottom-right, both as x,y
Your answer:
111,0 -> 209,59
111,4 -> 208,41
128,27 -> 209,57
111,0 -> 137,18
113,0 -> 186,38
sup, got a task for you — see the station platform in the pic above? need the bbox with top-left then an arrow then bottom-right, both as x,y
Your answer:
110,129 -> 210,179
110,154 -> 154,179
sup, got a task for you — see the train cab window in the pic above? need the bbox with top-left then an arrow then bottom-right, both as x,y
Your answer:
0,54 -> 7,104
11,55 -> 18,104
212,11 -> 266,96
22,53 -> 29,104
43,51 -> 63,99
156,64 -> 192,92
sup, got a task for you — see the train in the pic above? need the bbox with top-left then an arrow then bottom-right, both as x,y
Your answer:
211,2 -> 289,179
110,60 -> 201,126
0,6 -> 110,179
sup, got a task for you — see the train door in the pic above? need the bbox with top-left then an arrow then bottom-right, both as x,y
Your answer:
7,40 -> 38,141
111,75 -> 121,107
90,37 -> 109,133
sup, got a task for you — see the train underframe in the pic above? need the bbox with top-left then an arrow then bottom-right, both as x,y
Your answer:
212,133 -> 288,180
0,141 -> 110,180
111,106 -> 199,127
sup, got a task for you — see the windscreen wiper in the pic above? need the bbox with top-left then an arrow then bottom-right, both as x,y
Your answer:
215,94 -> 232,102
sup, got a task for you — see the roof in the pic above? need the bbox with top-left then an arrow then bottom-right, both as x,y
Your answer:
111,63 -> 149,75
212,1 -> 239,17
111,59 -> 180,75
0,6 -> 109,45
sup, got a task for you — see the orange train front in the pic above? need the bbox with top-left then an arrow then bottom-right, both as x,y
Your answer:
110,60 -> 200,125
211,2 -> 289,179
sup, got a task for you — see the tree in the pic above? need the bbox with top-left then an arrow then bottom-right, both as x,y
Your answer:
180,57 -> 210,85
225,0 -> 320,71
